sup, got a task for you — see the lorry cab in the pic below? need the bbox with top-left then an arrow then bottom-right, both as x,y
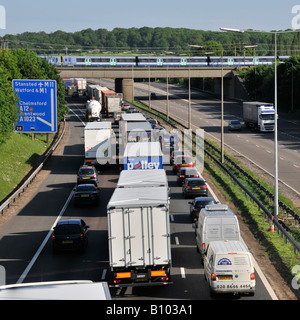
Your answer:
203,240 -> 255,297
195,204 -> 241,256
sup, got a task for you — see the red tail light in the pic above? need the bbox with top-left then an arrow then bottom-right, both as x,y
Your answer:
203,185 -> 207,188
193,175 -> 199,177
179,175 -> 185,178
211,273 -> 217,281
250,272 -> 255,280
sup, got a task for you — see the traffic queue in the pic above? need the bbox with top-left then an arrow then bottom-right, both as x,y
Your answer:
52,98 -> 256,297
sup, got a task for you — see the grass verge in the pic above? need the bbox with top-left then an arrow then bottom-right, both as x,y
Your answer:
0,133 -> 53,202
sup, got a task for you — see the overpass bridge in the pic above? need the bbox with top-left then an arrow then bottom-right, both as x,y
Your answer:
57,66 -> 248,101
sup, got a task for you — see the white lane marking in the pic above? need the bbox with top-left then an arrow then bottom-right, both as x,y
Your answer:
180,267 -> 186,279
175,236 -> 179,245
16,189 -> 74,284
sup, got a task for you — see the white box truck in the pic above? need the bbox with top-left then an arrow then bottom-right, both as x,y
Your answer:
117,169 -> 168,188
74,78 -> 87,94
243,101 -> 275,132
0,281 -> 111,300
84,122 -> 115,165
106,94 -> 122,118
195,204 -> 241,256
107,186 -> 172,287
123,142 -> 163,170
203,240 -> 255,296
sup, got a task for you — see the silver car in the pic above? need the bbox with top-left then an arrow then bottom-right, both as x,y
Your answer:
228,119 -> 242,131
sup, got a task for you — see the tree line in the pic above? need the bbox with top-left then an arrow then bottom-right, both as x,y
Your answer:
238,56 -> 300,114
0,49 -> 68,144
2,27 -> 300,56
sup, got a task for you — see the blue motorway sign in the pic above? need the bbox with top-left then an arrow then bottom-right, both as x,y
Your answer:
13,79 -> 57,133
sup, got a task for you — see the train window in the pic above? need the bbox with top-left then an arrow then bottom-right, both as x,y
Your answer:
76,58 -> 86,63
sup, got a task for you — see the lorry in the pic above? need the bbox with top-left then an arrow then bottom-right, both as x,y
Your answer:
106,94 -> 122,118
243,101 -> 275,132
94,86 -> 108,104
101,90 -> 116,116
74,78 -> 87,95
107,186 -> 171,287
0,281 -> 111,300
120,120 -> 152,150
123,142 -> 163,170
195,204 -> 241,256
117,168 -> 168,188
203,240 -> 255,296
84,122 -> 115,165
86,84 -> 100,99
86,99 -> 102,122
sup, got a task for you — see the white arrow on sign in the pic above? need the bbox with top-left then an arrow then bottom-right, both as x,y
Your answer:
36,88 -> 55,131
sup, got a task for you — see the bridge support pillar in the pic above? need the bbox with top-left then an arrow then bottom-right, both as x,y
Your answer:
213,71 -> 249,100
114,78 -> 134,101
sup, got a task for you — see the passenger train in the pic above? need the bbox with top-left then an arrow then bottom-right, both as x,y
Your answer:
40,55 -> 290,67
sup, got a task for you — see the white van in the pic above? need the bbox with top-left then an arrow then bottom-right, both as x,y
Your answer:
203,240 -> 255,296
195,204 -> 241,256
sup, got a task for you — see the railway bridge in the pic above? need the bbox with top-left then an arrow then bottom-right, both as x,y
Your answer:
57,66 -> 249,101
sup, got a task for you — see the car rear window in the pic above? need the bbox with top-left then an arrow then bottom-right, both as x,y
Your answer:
188,180 -> 205,186
77,185 -> 96,191
55,224 -> 81,235
195,200 -> 214,208
79,168 -> 94,175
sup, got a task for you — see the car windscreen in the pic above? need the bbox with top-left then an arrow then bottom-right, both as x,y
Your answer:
55,224 -> 81,235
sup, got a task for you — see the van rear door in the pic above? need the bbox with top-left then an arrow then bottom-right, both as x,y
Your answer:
215,253 -> 253,282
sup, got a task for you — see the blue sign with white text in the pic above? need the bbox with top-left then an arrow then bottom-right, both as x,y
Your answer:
13,79 -> 57,133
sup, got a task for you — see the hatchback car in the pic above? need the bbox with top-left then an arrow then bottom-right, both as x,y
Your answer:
182,178 -> 208,198
173,155 -> 194,174
52,219 -> 89,253
177,167 -> 200,185
228,119 -> 242,131
189,197 -> 216,222
73,184 -> 100,206
77,165 -> 99,186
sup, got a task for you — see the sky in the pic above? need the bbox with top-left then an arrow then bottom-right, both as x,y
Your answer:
0,0 -> 300,36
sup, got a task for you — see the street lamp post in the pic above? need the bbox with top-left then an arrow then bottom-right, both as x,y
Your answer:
220,27 -> 280,221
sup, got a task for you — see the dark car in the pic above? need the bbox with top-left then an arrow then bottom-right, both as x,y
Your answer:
73,184 -> 100,206
52,219 -> 89,253
189,197 -> 216,222
173,155 -> 194,174
77,165 -> 99,186
177,167 -> 200,185
182,178 -> 208,198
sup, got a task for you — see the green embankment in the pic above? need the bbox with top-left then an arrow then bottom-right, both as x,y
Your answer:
0,133 -> 51,202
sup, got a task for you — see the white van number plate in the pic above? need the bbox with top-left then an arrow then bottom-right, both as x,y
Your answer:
217,284 -> 251,289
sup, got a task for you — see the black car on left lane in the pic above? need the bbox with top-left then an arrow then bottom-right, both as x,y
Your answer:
52,219 -> 89,253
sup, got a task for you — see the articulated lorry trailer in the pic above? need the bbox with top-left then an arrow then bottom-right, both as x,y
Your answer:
84,122 -> 115,165
243,101 -> 275,132
107,186 -> 171,287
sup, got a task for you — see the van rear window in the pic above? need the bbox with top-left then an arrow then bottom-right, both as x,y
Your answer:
215,254 -> 250,268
